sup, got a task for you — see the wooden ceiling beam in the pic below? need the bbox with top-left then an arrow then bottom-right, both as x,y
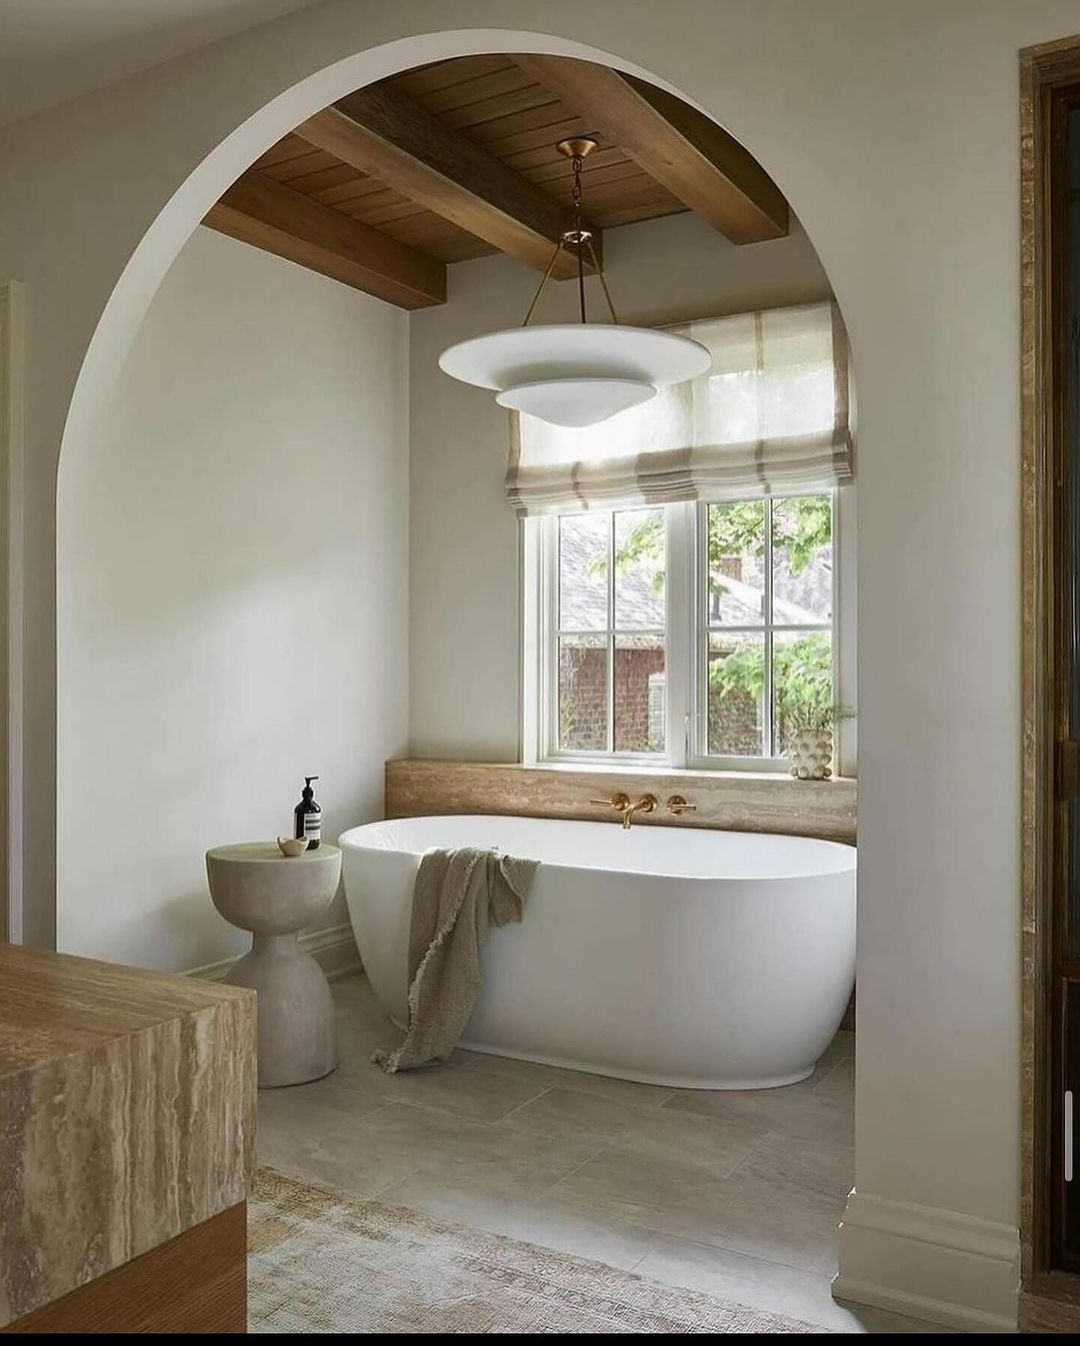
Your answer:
203,170 -> 446,309
513,56 -> 789,244
293,85 -> 601,280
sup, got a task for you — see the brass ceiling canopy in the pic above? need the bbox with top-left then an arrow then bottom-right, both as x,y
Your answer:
556,135 -> 600,161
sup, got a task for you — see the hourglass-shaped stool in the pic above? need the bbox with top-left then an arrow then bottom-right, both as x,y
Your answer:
206,842 -> 342,1087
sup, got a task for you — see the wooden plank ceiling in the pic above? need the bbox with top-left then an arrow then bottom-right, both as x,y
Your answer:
204,54 -> 789,310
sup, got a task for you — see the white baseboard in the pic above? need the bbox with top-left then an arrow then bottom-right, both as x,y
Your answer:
834,1190 -> 1019,1332
187,922 -> 362,983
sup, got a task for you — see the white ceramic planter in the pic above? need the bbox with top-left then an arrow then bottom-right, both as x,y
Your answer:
788,732 -> 833,780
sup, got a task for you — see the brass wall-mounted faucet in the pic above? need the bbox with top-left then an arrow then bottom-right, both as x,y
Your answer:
589,792 -> 658,830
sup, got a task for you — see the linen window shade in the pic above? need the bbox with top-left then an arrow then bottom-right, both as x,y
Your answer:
505,299 -> 853,516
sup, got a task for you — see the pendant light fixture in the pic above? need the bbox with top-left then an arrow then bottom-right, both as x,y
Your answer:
438,137 -> 711,429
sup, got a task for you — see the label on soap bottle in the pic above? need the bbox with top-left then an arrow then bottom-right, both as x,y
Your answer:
304,812 -> 321,842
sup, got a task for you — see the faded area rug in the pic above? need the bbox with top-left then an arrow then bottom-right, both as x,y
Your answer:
249,1168 -> 816,1334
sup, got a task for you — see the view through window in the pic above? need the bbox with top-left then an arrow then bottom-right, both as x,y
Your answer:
548,495 -> 834,765
557,508 -> 666,754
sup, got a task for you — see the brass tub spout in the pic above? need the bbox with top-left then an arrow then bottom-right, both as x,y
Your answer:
589,792 -> 659,829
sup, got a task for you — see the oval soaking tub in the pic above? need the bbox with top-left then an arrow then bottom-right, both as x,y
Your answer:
339,814 -> 855,1090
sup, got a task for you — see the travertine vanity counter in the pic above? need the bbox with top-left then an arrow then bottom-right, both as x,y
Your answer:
0,943 -> 256,1329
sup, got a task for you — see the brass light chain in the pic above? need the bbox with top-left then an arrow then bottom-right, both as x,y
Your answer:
570,151 -> 585,231
570,150 -> 587,323
520,137 -> 620,329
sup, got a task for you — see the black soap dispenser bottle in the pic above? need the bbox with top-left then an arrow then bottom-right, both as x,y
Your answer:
294,776 -> 322,850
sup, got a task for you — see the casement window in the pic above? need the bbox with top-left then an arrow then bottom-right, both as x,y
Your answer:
547,506 -> 668,757
510,300 -> 855,773
525,491 -> 850,771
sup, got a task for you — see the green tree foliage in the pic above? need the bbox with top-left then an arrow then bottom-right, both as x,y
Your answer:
610,496 -> 831,587
711,633 -> 833,736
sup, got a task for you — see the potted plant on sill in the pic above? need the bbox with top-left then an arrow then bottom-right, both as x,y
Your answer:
782,701 -> 854,781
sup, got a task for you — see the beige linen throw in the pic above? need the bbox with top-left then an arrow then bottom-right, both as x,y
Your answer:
372,847 -> 538,1073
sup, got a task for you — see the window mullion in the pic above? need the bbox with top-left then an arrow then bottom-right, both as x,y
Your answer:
697,502 -> 709,759
607,512 -> 615,755
524,518 -> 542,764
546,516 -> 559,758
763,497 -> 774,758
831,488 -> 846,773
664,502 -> 691,768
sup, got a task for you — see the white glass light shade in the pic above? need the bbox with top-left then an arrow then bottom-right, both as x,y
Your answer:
439,324 -> 711,428
496,378 -> 655,427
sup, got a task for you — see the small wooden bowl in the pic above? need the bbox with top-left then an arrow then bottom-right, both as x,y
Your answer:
277,836 -> 308,858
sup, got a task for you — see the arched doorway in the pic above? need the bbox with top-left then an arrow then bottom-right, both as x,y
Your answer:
52,27 -> 861,1326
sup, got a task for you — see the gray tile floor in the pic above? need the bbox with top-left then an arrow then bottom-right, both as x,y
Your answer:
259,974 -> 937,1334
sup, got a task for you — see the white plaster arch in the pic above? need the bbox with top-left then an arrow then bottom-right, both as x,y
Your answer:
60,28 -> 846,484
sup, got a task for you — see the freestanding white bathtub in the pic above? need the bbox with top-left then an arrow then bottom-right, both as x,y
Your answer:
339,814 -> 855,1090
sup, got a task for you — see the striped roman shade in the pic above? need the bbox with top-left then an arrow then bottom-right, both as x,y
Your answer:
505,299 -> 853,516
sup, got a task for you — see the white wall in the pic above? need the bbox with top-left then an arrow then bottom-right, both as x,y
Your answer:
408,210 -> 833,759
4,0 -> 1080,1328
56,226 -> 409,972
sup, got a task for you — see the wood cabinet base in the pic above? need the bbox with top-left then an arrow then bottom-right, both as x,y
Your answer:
3,1203 -> 247,1334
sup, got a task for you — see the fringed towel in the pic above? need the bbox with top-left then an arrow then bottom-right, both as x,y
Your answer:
372,847 -> 537,1073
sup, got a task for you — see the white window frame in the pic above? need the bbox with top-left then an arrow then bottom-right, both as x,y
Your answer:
521,487 -> 856,775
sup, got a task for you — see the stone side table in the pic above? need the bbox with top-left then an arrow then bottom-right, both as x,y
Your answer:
206,841 -> 342,1088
